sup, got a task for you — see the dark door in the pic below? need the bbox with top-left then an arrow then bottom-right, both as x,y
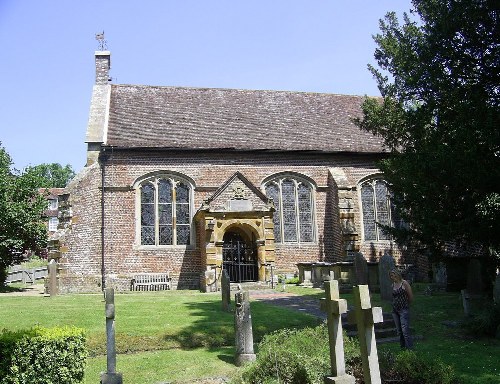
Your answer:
222,231 -> 258,283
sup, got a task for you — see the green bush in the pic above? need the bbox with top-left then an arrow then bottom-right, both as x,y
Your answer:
462,302 -> 500,338
236,322 -> 360,384
0,326 -> 87,384
390,350 -> 456,384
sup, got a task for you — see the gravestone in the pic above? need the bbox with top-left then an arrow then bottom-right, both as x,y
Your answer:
234,290 -> 256,366
378,252 -> 395,301
433,262 -> 447,290
100,288 -> 123,384
493,271 -> 500,305
353,253 -> 369,285
347,285 -> 383,384
221,269 -> 231,312
461,289 -> 471,317
466,258 -> 483,295
319,279 -> 355,384
48,259 -> 58,297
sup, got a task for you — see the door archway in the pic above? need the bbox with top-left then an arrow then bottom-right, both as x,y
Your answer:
222,230 -> 258,283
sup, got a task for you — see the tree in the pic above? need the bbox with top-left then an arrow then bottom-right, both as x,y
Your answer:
0,143 -> 48,286
25,163 -> 76,188
355,0 -> 500,262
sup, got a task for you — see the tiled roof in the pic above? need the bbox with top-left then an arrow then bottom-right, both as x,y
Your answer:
106,85 -> 387,154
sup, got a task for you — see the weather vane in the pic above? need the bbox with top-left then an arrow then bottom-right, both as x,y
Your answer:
95,31 -> 108,50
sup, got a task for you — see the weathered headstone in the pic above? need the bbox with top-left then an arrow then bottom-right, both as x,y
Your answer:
221,269 -> 231,312
234,290 -> 256,366
48,259 -> 58,297
461,289 -> 471,317
100,288 -> 123,384
493,271 -> 500,305
466,258 -> 483,295
347,285 -> 383,384
353,252 -> 369,285
433,262 -> 447,289
378,252 -> 395,301
319,279 -> 355,384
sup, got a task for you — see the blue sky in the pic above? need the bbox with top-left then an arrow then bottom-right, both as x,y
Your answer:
0,0 -> 413,173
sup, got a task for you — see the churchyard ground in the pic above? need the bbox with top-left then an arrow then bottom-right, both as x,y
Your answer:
0,285 -> 499,383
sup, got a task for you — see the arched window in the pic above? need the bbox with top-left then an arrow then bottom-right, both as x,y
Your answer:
138,175 -> 192,246
264,177 -> 315,243
360,179 -> 401,241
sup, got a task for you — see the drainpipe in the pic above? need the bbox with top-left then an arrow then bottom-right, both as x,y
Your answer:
99,148 -> 109,291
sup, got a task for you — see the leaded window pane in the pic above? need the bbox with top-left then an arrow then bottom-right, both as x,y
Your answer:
176,183 -> 189,203
266,183 -> 281,243
141,226 -> 155,245
375,181 -> 390,240
158,179 -> 172,203
176,203 -> 190,224
139,176 -> 192,246
158,204 -> 172,225
159,225 -> 173,245
141,184 -> 154,204
282,180 -> 297,242
141,203 -> 154,226
176,225 -> 190,245
298,184 -> 313,242
361,184 -> 376,240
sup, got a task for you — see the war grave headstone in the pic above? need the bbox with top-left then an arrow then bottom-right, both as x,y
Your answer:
320,279 -> 355,384
378,252 -> 395,301
347,285 -> 383,384
234,289 -> 256,366
100,288 -> 123,384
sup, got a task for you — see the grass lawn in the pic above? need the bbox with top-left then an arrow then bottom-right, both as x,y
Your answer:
1,286 -> 499,383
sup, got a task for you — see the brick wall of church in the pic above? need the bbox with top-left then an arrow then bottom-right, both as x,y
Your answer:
59,149 -> 412,292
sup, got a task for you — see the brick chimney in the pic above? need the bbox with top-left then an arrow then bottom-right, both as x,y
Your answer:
95,51 -> 111,84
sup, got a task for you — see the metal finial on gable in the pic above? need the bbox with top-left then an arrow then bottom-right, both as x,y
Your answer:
95,31 -> 108,50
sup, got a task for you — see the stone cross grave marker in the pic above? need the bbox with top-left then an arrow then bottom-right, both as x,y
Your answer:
347,285 -> 383,384
100,288 -> 123,384
319,279 -> 355,384
378,252 -> 395,301
234,289 -> 256,366
221,269 -> 231,312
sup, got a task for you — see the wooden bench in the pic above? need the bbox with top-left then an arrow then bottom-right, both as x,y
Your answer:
131,273 -> 171,291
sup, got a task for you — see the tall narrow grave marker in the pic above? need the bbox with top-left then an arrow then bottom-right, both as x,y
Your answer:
319,279 -> 355,384
221,269 -> 231,312
348,285 -> 382,384
234,289 -> 256,366
100,288 -> 123,384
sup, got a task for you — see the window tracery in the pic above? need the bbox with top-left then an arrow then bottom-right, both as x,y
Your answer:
264,176 -> 315,243
138,175 -> 192,246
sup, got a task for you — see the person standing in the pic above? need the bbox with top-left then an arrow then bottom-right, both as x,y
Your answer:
389,268 -> 414,349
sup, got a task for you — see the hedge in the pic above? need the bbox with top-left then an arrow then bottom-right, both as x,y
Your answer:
0,326 -> 87,384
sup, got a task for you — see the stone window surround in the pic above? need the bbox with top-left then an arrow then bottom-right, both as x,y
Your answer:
261,172 -> 318,244
358,175 -> 397,242
133,171 -> 196,249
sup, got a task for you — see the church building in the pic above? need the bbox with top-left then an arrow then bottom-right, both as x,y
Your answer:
53,50 -> 414,293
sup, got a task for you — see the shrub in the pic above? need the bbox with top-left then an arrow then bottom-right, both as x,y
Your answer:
390,350 -> 456,384
462,302 -> 500,338
236,322 -> 360,384
0,326 -> 87,384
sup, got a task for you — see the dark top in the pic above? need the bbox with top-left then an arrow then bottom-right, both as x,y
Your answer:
392,284 -> 410,312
